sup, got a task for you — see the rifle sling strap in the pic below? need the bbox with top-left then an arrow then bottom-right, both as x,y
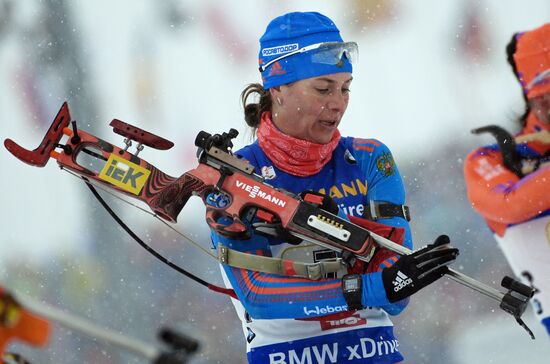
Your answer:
217,245 -> 344,280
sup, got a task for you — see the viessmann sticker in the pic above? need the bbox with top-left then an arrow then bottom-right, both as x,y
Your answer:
99,154 -> 150,195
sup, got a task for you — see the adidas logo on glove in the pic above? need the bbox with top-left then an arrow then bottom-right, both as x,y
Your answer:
382,235 -> 458,303
392,271 -> 413,292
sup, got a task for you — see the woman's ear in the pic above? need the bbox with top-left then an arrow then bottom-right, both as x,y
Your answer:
270,86 -> 283,106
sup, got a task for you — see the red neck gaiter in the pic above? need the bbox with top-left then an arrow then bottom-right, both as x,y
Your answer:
257,112 -> 341,177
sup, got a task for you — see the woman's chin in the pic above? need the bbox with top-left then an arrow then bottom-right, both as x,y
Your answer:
311,132 -> 336,144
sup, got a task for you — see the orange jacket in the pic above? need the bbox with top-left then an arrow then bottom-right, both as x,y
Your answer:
464,136 -> 550,236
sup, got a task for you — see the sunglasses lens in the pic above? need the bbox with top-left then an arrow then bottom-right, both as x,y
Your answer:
311,42 -> 358,65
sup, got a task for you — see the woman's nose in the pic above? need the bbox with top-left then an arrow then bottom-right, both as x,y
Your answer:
326,92 -> 347,112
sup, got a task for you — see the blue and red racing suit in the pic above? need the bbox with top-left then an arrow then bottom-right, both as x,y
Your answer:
210,136 -> 412,364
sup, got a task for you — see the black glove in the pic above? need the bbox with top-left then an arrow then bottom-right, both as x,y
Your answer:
381,235 -> 459,303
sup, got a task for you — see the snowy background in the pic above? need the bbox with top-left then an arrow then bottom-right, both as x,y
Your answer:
1,0 -> 550,363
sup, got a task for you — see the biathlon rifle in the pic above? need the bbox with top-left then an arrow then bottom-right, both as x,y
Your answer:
472,125 -> 550,177
0,286 -> 198,364
4,102 -> 536,338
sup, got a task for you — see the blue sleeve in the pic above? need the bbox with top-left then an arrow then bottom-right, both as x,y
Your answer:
353,139 -> 413,315
356,140 -> 412,249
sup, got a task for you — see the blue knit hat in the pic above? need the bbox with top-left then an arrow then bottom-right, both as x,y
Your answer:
259,12 -> 354,89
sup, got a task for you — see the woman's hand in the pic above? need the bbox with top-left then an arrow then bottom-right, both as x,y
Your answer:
381,235 -> 459,303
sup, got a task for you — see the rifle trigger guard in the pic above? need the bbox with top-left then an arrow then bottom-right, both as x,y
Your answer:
206,207 -> 250,240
